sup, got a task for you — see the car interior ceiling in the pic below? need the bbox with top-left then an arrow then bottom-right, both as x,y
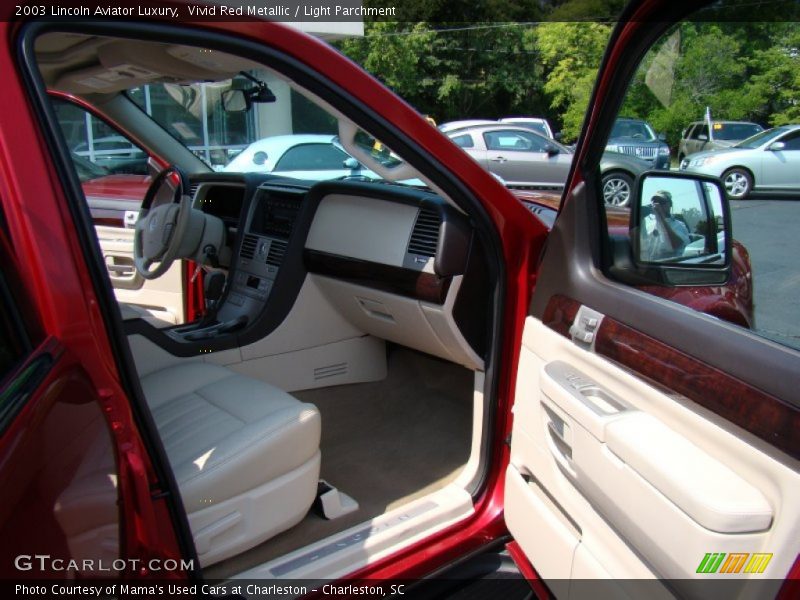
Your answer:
30,31 -> 498,577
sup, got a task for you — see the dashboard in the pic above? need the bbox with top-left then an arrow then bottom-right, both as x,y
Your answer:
130,173 -> 490,369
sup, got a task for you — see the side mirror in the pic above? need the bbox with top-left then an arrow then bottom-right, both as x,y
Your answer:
657,132 -> 667,141
697,133 -> 709,141
545,144 -> 559,156
222,89 -> 249,112
768,141 -> 786,151
609,171 -> 731,286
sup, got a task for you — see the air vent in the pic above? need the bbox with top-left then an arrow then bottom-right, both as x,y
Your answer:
240,234 -> 258,260
408,207 -> 441,257
266,239 -> 287,267
314,362 -> 348,380
188,183 -> 200,198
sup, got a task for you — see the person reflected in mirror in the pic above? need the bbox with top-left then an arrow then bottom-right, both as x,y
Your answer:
641,190 -> 691,260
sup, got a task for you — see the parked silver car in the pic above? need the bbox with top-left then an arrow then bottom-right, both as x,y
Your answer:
680,125 -> 800,199
677,120 -> 763,162
447,124 -> 649,206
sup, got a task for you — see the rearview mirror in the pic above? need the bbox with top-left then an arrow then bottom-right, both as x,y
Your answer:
610,171 -> 731,286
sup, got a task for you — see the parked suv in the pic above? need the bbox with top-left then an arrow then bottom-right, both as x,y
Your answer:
678,120 -> 764,162
605,117 -> 670,169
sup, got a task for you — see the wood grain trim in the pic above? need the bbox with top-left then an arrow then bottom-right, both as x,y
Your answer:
543,295 -> 800,460
93,217 -> 125,228
305,249 -> 451,304
542,294 -> 581,338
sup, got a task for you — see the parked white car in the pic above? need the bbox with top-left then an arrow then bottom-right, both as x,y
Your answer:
223,134 -> 377,180
680,125 -> 800,199
499,117 -> 557,139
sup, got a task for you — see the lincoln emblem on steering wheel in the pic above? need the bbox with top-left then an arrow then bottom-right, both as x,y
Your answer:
133,165 -> 226,281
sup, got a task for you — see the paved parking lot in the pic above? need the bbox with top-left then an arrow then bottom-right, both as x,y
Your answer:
730,198 -> 800,348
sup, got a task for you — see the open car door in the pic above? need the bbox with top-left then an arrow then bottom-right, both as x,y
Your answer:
505,2 -> 800,597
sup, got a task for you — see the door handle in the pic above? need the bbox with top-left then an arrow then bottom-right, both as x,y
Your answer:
542,402 -> 576,478
490,156 -> 507,163
105,256 -> 137,282
107,265 -> 135,276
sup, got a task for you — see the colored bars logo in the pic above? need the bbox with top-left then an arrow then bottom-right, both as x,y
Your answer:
697,553 -> 773,574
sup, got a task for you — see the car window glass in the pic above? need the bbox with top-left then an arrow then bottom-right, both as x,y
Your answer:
451,134 -> 474,148
611,120 -> 656,140
53,100 -> 151,226
273,143 -> 350,171
484,131 -> 529,151
714,123 -> 762,141
778,130 -> 800,150
520,131 -> 550,152
54,100 -> 148,176
735,127 -> 785,149
692,124 -> 709,139
129,81 -> 256,169
604,20 -> 800,352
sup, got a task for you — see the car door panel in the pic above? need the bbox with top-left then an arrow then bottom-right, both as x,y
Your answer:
509,313 -> 798,593
506,161 -> 800,595
96,225 -> 184,325
761,149 -> 799,189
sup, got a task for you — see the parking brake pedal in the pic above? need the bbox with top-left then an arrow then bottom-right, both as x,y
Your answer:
313,480 -> 359,520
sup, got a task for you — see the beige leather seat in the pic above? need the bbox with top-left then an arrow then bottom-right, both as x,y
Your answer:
141,362 -> 321,566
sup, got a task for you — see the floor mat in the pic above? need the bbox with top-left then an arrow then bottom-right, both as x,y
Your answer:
205,346 -> 474,578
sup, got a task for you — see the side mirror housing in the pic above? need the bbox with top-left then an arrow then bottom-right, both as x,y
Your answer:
545,144 -> 559,156
697,133 -> 708,141
608,171 -> 731,287
658,132 -> 667,141
768,141 -> 786,151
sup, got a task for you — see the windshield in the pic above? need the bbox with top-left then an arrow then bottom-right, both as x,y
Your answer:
610,120 -> 657,141
713,123 -> 763,141
734,127 -> 788,149
127,79 -> 408,184
129,81 -> 252,170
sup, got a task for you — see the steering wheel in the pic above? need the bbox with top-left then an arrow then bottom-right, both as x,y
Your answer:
134,165 -> 192,280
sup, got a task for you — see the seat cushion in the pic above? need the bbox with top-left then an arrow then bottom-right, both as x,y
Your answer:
141,362 -> 321,513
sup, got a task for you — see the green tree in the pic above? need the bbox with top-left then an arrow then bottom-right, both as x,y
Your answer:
339,21 -> 550,122
534,22 -> 612,141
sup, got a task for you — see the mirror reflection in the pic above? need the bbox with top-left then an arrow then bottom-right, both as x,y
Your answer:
635,175 -> 726,265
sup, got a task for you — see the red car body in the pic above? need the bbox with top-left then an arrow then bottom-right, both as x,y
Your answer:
0,1 -> 796,595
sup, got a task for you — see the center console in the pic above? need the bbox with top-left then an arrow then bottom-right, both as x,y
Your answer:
217,184 -> 303,323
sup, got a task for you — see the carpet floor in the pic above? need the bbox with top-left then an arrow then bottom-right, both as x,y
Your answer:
205,346 -> 474,578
